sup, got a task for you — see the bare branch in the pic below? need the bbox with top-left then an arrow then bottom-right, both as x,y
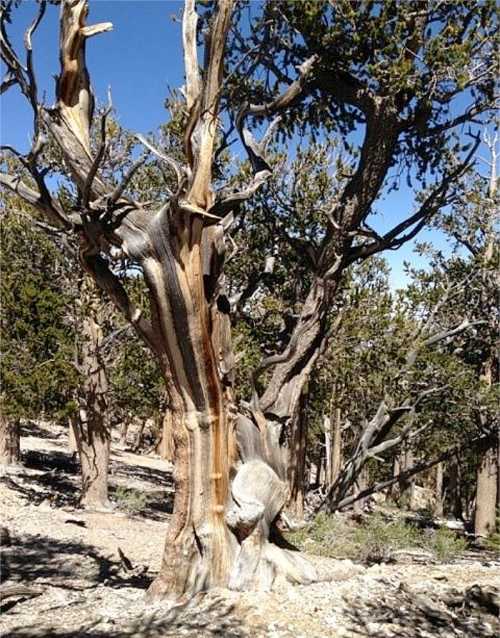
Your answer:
107,155 -> 148,207
135,134 -> 185,190
0,172 -> 71,229
246,55 -> 318,117
81,98 -> 114,209
333,434 -> 489,511
82,252 -> 159,357
182,0 -> 201,111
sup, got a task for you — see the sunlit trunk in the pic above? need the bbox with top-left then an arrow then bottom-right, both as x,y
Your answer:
143,214 -> 235,596
474,357 -> 498,538
474,439 -> 498,538
155,411 -> 175,462
325,402 -> 343,488
72,285 -> 111,510
0,414 -> 20,466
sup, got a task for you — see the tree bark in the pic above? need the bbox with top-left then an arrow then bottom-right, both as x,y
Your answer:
119,417 -> 130,449
353,465 -> 369,514
0,0 -> 319,599
286,387 -> 308,519
398,445 -> 416,509
68,417 -> 78,455
434,462 -> 444,518
474,437 -> 498,538
258,278 -> 331,432
0,414 -> 20,466
448,455 -> 463,520
324,403 -> 343,490
156,411 -> 175,463
71,280 -> 111,510
474,351 -> 498,538
330,406 -> 343,487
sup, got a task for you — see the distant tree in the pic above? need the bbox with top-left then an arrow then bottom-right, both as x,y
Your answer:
431,133 -> 499,537
0,200 -> 77,464
223,0 -> 497,459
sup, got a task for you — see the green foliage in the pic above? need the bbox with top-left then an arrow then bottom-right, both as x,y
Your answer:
113,486 -> 150,515
288,513 -> 467,563
0,206 -> 78,421
485,516 -> 500,553
430,527 -> 467,562
227,0 -> 497,178
287,513 -> 360,559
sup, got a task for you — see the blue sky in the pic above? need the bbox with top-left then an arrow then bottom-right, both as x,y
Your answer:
1,0 -> 466,290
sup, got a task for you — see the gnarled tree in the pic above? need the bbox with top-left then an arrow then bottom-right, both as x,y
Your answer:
0,0 -> 319,597
223,0 -> 497,513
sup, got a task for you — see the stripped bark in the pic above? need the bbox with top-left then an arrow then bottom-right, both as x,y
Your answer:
324,402 -> 343,489
0,0 -> 319,596
156,411 -> 175,463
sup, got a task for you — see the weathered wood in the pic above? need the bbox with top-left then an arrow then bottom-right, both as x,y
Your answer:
0,0 -> 319,598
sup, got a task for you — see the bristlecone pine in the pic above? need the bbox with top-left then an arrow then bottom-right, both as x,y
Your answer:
0,0 -> 319,597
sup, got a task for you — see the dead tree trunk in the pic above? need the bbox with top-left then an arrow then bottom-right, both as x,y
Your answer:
353,465 -> 369,514
324,404 -> 343,488
330,406 -> 343,487
68,417 -> 78,455
474,330 -> 498,537
0,414 -> 20,466
399,445 -> 416,508
448,455 -> 463,520
119,417 -> 130,449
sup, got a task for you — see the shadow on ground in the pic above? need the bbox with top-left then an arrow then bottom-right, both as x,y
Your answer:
0,472 -> 79,508
2,531 -> 153,593
3,445 -> 174,516
3,589 -> 251,638
108,486 -> 174,521
20,421 -> 63,441
343,582 -> 500,637
109,456 -> 174,490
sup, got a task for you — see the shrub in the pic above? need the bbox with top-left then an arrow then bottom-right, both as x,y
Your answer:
113,486 -> 150,515
352,514 -> 422,563
485,516 -> 500,553
287,512 -> 468,563
287,512 -> 361,559
429,527 -> 467,561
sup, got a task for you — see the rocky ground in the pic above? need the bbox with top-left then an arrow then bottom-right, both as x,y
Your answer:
1,421 -> 499,637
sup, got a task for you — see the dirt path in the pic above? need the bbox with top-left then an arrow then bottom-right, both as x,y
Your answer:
1,422 -> 499,637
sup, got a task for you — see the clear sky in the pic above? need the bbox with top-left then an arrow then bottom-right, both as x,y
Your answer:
1,0 -> 462,290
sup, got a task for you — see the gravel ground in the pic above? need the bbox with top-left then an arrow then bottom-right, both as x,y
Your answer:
1,422 -> 499,637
